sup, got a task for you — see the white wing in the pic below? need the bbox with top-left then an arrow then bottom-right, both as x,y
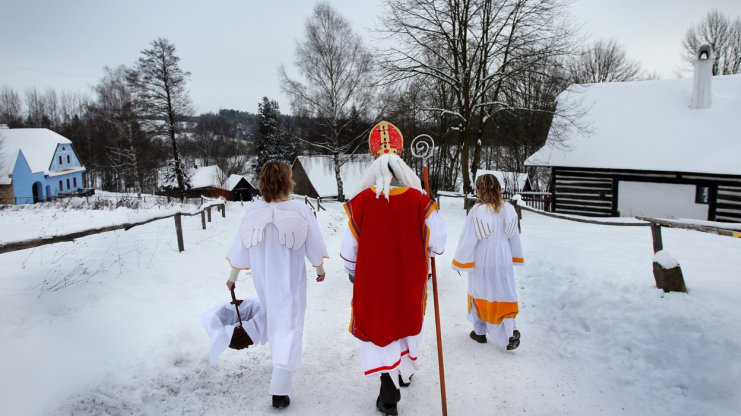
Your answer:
472,204 -> 494,240
275,209 -> 309,250
239,207 -> 273,249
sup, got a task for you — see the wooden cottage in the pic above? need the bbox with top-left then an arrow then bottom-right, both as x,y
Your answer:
223,174 -> 257,202
184,165 -> 229,199
291,154 -> 373,200
474,169 -> 532,194
525,47 -> 741,222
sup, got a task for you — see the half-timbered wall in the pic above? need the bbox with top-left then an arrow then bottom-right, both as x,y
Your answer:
552,167 -> 741,222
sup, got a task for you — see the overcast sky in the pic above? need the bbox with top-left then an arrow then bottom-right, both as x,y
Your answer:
1,0 -> 740,115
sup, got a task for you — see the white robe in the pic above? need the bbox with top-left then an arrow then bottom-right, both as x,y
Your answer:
451,202 -> 524,348
340,207 -> 447,386
226,200 -> 328,373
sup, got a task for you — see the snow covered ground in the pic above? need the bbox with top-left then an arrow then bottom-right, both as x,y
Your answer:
0,196 -> 739,416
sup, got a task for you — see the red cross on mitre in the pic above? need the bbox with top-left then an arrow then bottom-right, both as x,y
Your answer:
368,121 -> 404,158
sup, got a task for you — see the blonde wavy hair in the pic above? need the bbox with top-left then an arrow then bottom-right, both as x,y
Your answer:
257,161 -> 294,202
476,174 -> 504,212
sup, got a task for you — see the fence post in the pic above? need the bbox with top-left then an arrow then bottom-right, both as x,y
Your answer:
207,207 -> 212,222
174,213 -> 185,252
220,203 -> 225,217
648,221 -> 686,293
650,223 -> 663,253
201,210 -> 206,229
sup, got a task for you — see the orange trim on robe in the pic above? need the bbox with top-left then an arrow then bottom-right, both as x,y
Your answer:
225,257 -> 251,270
452,258 -> 474,269
513,257 -> 524,263
468,295 -> 519,324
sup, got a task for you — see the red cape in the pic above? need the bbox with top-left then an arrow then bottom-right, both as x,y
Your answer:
344,187 -> 437,347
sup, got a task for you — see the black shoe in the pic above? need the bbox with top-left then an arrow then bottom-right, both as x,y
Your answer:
376,397 -> 398,415
507,330 -> 521,350
398,374 -> 412,388
272,395 -> 290,409
469,330 -> 487,344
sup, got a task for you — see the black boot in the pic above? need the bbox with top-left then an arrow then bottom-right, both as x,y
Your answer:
376,397 -> 398,415
398,374 -> 412,388
469,330 -> 487,343
272,395 -> 290,409
507,330 -> 521,350
377,373 -> 400,415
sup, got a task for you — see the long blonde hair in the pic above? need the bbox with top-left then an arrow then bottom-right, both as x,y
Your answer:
476,174 -> 504,212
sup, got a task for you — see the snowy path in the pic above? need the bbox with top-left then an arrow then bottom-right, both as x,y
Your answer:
0,198 -> 739,415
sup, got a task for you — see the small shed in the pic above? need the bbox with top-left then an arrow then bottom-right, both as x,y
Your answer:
291,154 -> 373,199
223,174 -> 257,202
0,127 -> 87,204
474,169 -> 532,194
525,47 -> 741,222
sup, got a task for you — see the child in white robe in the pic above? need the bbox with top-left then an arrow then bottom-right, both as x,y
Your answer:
224,161 -> 328,409
451,173 -> 524,350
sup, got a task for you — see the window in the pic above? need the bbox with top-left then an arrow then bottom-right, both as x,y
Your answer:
58,155 -> 62,165
59,180 -> 63,191
695,185 -> 710,204
67,155 -> 70,163
66,178 -> 70,189
73,177 -> 77,187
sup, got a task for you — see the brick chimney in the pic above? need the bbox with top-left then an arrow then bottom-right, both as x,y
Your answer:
690,44 -> 714,109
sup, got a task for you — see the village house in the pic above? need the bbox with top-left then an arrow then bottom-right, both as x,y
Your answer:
525,45 -> 741,222
291,154 -> 373,200
0,127 -> 87,204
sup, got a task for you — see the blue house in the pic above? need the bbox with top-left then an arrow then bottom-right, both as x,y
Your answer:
0,127 -> 86,204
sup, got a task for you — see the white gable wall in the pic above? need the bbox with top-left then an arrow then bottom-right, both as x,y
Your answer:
617,181 -> 708,219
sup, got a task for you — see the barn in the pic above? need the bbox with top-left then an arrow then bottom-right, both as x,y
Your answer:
525,46 -> 741,222
223,174 -> 257,202
291,154 -> 373,200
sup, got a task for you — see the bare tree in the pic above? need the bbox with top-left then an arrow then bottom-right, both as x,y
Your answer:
281,2 -> 375,200
127,38 -> 193,200
683,9 -> 741,75
569,39 -> 643,83
0,85 -> 23,127
379,0 -> 574,194
91,66 -> 146,195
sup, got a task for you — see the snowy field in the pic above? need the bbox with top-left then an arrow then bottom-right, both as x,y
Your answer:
1,196 -> 740,416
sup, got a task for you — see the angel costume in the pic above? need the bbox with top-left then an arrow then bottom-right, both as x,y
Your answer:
340,153 -> 447,390
451,202 -> 524,348
225,199 -> 328,395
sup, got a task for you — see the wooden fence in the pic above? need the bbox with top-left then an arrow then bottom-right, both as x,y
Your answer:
516,203 -> 740,292
0,201 -> 226,255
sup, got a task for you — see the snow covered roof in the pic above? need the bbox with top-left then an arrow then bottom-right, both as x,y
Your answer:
0,128 -> 75,185
475,169 -> 529,192
223,174 -> 253,191
295,155 -> 373,198
525,74 -> 741,176
190,165 -> 225,189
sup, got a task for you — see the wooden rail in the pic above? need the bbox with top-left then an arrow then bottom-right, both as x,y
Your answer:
516,203 -> 650,226
0,202 -> 226,255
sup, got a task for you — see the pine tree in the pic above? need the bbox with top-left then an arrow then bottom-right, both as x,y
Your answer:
253,97 -> 295,177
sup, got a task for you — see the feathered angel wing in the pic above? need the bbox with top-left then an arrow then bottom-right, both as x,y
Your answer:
239,207 -> 273,249
274,209 -> 309,250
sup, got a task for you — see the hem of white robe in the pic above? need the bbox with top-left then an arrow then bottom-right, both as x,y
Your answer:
358,330 -> 422,386
269,367 -> 294,395
468,312 -> 517,348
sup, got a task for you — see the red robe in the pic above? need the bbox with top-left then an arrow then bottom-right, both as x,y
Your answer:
344,187 -> 437,347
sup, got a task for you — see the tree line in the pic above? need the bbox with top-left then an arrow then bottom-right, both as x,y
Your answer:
1,2 -> 739,201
